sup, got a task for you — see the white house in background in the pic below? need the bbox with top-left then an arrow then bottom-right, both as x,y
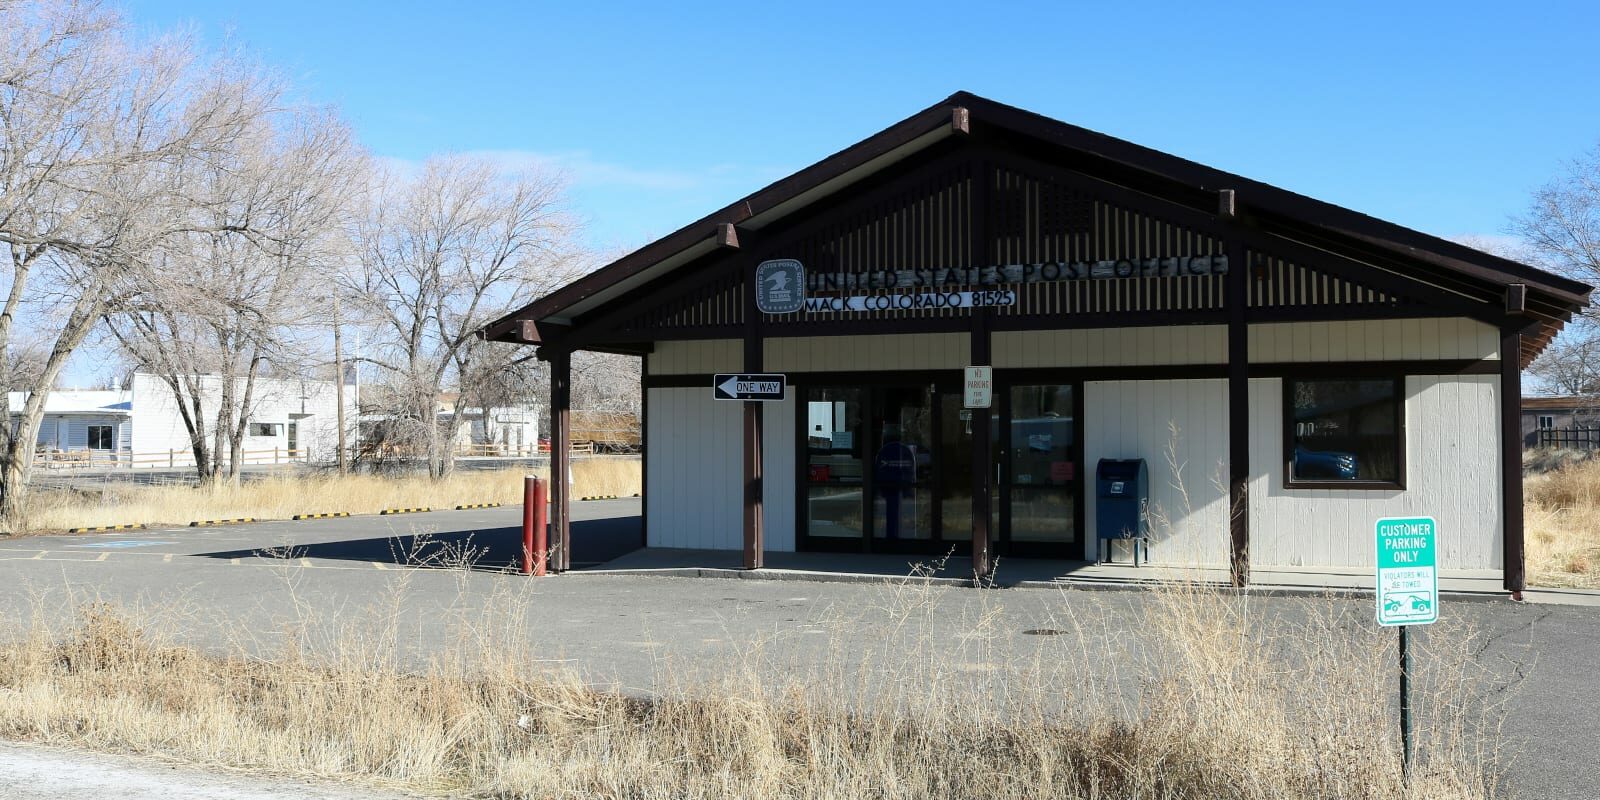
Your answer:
7,388 -> 133,464
434,393 -> 541,452
10,373 -> 355,468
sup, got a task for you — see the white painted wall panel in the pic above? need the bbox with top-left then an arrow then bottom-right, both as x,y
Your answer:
1247,318 -> 1498,363
1247,375 -> 1501,569
763,394 -> 797,552
993,326 -> 1227,368
645,387 -> 742,550
1084,380 -> 1231,567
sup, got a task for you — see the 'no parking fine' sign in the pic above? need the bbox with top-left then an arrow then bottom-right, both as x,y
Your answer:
1375,516 -> 1438,627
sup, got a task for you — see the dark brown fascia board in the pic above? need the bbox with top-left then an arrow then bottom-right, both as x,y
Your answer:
490,90 -> 1588,342
950,91 -> 1593,306
482,100 -> 970,338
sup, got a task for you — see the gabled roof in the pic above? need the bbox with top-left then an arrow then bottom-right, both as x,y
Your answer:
485,91 -> 1590,361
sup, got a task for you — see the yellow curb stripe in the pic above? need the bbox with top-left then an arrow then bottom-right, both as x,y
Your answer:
452,503 -> 502,510
379,507 -> 432,515
189,518 -> 256,527
67,523 -> 146,533
292,512 -> 351,520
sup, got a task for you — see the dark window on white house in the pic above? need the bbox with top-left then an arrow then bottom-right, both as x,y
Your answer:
1286,378 -> 1403,488
87,425 -> 113,450
249,423 -> 283,437
1538,415 -> 1556,430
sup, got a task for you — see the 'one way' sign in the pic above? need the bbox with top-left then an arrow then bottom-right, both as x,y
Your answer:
713,374 -> 786,401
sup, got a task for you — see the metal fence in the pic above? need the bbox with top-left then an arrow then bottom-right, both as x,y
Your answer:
1536,427 -> 1600,450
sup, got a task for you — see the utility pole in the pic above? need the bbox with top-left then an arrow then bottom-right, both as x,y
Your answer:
332,292 -> 348,474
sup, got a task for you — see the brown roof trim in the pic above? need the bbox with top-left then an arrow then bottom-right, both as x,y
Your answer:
486,90 -> 1591,344
483,99 -> 969,341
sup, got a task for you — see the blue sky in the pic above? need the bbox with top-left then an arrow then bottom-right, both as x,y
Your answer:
122,0 -> 1600,257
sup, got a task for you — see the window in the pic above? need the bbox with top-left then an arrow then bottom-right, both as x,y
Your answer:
1538,415 -> 1556,431
249,422 -> 283,437
1286,378 -> 1403,488
87,425 -> 113,451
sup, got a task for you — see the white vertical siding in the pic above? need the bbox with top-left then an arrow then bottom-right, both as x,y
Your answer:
1247,375 -> 1501,569
765,333 -> 969,372
994,326 -> 1226,368
645,387 -> 743,550
1247,318 -> 1499,362
763,394 -> 797,552
1084,380 -> 1231,566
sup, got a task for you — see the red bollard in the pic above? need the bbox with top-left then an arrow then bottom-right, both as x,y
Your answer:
522,476 -> 548,576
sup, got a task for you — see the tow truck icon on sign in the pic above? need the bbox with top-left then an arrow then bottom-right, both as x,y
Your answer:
1382,592 -> 1433,617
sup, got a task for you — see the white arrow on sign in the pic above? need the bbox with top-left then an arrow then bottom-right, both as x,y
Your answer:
718,375 -> 739,397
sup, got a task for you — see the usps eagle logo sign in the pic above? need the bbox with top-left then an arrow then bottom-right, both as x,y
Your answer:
755,259 -> 805,314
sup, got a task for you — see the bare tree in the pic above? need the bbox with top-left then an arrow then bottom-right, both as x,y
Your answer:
1512,141 -> 1600,397
348,156 -> 579,478
108,109 -> 365,483
0,0 -> 278,531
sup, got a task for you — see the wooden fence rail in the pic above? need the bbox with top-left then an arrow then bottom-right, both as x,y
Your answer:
1536,427 -> 1600,450
32,441 -> 601,469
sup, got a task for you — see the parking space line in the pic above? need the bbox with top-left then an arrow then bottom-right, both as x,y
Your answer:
95,553 -> 108,562
372,562 -> 388,570
31,551 -> 45,559
163,554 -> 173,563
229,558 -> 240,566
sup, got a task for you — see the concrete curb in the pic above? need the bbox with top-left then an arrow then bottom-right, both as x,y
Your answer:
565,565 -> 1524,601
67,524 -> 145,534
189,518 -> 255,527
453,503 -> 502,510
379,508 -> 432,515
292,512 -> 351,520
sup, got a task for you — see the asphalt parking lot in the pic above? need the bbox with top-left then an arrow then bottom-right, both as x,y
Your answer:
0,499 -> 1594,799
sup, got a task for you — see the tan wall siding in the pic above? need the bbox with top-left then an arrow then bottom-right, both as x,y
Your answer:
765,333 -> 968,373
1247,375 -> 1502,570
648,340 -> 742,375
645,387 -> 742,550
1247,318 -> 1499,362
994,326 -> 1226,368
1083,379 -> 1232,566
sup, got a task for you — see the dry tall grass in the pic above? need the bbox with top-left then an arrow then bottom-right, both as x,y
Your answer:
0,578 -> 1500,799
1525,457 -> 1600,588
23,459 -> 640,533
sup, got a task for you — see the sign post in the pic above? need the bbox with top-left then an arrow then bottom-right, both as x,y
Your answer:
1375,516 -> 1438,776
713,374 -> 787,402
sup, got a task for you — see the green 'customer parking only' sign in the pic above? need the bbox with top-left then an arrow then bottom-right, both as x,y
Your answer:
1375,516 -> 1439,627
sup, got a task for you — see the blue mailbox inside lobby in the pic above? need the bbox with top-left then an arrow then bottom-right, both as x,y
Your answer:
1096,458 -> 1149,566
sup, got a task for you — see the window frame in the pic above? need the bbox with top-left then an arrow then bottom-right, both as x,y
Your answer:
1282,375 -> 1406,491
86,424 -> 114,451
248,422 -> 283,438
1537,414 -> 1555,431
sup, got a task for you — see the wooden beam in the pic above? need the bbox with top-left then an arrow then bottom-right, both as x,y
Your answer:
550,350 -> 572,572
1506,283 -> 1527,315
743,257 -> 764,570
951,105 -> 971,136
716,222 -> 740,249
970,159 -> 993,581
1502,324 -> 1530,596
1218,189 -> 1238,220
1226,234 -> 1250,588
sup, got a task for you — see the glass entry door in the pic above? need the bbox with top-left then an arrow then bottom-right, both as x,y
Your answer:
801,383 -> 973,553
998,384 -> 1079,556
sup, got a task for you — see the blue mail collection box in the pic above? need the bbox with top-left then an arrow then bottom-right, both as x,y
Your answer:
1096,458 -> 1149,565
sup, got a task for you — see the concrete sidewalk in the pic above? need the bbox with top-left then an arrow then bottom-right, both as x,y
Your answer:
584,546 -> 1594,603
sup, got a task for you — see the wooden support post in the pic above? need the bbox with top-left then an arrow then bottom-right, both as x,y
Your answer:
1226,229 -> 1250,588
970,158 -> 993,582
550,350 -> 573,572
743,254 -> 764,570
971,310 -> 993,581
1501,325 -> 1526,595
